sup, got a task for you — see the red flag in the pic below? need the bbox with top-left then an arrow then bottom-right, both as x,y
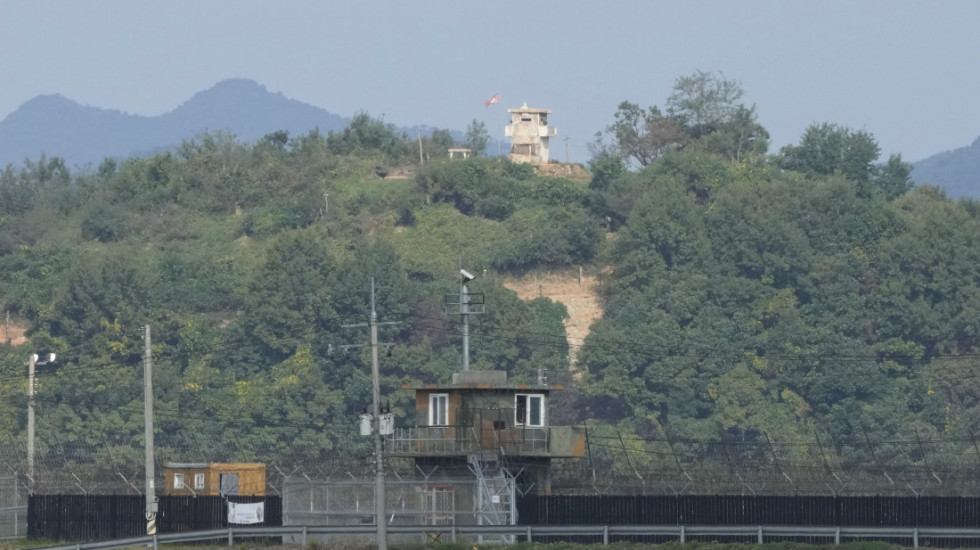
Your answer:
484,93 -> 499,108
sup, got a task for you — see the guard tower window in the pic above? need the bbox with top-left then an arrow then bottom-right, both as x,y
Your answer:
515,394 -> 545,427
173,473 -> 184,489
194,473 -> 205,489
429,393 -> 449,426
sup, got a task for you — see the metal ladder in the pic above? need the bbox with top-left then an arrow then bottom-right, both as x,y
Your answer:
468,453 -> 516,543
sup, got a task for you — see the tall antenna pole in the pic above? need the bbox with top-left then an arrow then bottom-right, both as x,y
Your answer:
370,279 -> 388,550
144,325 -> 157,535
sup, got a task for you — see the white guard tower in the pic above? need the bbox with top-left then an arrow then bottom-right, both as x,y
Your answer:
505,103 -> 557,164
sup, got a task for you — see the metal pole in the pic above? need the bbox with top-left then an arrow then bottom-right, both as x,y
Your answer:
145,325 -> 157,535
27,354 -> 36,493
370,279 -> 388,550
13,471 -> 18,537
461,282 -> 470,371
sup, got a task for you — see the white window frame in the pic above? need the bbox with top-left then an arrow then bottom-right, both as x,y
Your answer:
515,393 -> 545,427
194,473 -> 205,490
173,473 -> 184,489
429,393 -> 449,426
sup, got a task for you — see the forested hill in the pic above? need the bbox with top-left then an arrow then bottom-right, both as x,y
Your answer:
1,72 -> 979,488
912,135 -> 980,198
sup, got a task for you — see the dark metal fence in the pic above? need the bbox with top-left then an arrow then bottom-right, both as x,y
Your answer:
519,495 -> 980,527
28,495 -> 281,541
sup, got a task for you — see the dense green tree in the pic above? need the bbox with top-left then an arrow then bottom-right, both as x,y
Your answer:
600,102 -> 686,167
465,119 -> 490,156
232,228 -> 340,362
666,70 -> 745,138
421,128 -> 457,160
697,104 -> 770,161
873,153 -> 915,199
326,111 -> 413,161
779,123 -> 878,181
492,205 -> 602,270
586,151 -> 627,191
613,177 -> 710,273
0,154 -> 73,216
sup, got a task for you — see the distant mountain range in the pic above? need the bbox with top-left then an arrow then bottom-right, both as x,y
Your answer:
1,78 -> 977,197
0,78 -> 493,170
911,137 -> 980,198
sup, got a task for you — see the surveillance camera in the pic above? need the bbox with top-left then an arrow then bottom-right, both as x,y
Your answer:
460,269 -> 475,282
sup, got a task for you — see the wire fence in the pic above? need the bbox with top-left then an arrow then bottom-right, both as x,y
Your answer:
554,429 -> 980,497
0,432 -> 380,496
0,475 -> 27,538
5,430 -> 980,497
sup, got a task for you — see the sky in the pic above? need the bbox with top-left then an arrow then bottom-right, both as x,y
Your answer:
2,0 -> 979,164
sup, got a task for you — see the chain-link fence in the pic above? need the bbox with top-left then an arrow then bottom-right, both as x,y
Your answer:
551,429 -> 980,496
282,475 -> 472,525
0,475 -> 26,539
6,430 -> 980,498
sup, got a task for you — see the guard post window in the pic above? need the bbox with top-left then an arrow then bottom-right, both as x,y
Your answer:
515,394 -> 545,427
173,473 -> 184,489
194,473 -> 205,490
429,393 -> 449,426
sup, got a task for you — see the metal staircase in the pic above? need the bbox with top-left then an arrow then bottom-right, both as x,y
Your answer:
468,453 -> 516,543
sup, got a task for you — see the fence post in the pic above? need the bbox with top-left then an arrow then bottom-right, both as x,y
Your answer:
152,533 -> 158,550
302,525 -> 308,547
451,525 -> 456,542
227,527 -> 233,546
835,527 -> 840,545
680,525 -> 685,543
526,525 -> 532,542
757,525 -> 763,544
603,525 -> 609,545
913,527 -> 919,548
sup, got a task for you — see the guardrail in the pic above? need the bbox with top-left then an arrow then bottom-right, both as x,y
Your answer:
32,523 -> 980,550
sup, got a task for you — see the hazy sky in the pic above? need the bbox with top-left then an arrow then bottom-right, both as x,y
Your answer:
2,1 -> 979,164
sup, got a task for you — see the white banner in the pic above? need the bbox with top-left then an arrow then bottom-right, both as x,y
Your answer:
227,501 -> 265,524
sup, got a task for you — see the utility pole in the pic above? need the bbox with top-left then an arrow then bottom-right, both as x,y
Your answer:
144,325 -> 158,535
27,352 -> 54,494
26,354 -> 36,493
461,279 -> 470,372
418,131 -> 424,168
369,280 -> 387,550
345,279 -> 399,550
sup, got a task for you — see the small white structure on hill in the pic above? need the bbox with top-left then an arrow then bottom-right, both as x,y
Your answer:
505,103 -> 557,164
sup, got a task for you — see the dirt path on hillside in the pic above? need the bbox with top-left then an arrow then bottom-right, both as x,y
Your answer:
502,271 -> 602,365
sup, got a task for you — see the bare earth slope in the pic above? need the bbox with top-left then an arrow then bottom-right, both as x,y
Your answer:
502,270 -> 602,365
